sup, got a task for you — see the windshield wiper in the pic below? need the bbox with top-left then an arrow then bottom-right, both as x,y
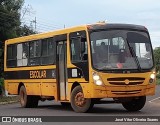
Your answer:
126,38 -> 141,71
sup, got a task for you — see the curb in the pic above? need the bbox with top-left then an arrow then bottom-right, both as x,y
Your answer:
0,100 -> 19,105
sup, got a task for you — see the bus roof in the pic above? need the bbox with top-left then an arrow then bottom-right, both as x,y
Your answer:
87,23 -> 148,31
5,23 -> 148,44
5,25 -> 87,44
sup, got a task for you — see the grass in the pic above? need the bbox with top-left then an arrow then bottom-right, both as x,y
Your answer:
0,96 -> 19,104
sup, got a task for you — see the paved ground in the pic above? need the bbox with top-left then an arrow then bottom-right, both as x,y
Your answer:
0,85 -> 160,125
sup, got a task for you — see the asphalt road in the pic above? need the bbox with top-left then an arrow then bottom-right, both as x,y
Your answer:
0,85 -> 160,125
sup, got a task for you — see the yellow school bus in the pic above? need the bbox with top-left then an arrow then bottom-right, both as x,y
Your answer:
4,23 -> 156,112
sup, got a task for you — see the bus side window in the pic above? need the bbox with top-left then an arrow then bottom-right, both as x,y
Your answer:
17,43 -> 29,67
70,38 -> 87,62
41,38 -> 56,65
70,38 -> 81,61
70,31 -> 87,62
7,44 -> 17,67
29,40 -> 41,66
17,44 -> 23,66
22,42 -> 29,66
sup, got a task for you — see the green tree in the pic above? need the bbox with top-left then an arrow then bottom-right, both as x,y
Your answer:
154,47 -> 160,72
17,24 -> 37,36
0,0 -> 24,77
0,0 -> 36,78
0,0 -> 24,42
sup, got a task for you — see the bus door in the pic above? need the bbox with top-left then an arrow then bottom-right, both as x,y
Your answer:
57,39 -> 68,101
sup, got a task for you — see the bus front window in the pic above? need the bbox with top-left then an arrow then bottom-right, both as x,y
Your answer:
90,30 -> 153,71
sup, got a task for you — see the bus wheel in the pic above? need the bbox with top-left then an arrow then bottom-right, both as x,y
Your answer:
19,86 -> 39,108
71,86 -> 93,113
122,96 -> 146,111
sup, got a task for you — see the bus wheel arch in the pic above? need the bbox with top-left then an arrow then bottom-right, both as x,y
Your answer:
19,84 -> 39,108
70,84 -> 93,113
18,82 -> 24,94
71,82 -> 80,92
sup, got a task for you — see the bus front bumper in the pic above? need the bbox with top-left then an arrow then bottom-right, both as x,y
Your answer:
92,84 -> 156,98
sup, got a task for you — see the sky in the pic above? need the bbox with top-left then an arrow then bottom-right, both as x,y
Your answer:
23,0 -> 160,48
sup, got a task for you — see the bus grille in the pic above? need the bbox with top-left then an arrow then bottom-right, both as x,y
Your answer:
107,77 -> 145,85
111,90 -> 141,95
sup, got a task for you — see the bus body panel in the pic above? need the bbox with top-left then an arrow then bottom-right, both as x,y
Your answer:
91,84 -> 155,98
5,79 -> 57,96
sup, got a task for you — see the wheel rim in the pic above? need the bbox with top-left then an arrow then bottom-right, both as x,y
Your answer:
20,90 -> 25,106
74,92 -> 86,107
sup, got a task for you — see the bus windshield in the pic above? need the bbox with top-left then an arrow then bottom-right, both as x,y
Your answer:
90,30 -> 153,71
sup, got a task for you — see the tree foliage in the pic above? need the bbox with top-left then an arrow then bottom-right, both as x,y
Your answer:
154,47 -> 160,72
0,0 -> 36,77
0,0 -> 24,41
17,24 -> 36,36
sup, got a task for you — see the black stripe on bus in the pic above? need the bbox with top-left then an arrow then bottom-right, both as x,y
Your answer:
4,68 -> 85,80
4,69 -> 56,79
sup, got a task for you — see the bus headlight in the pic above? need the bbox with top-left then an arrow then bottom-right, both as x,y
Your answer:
95,80 -> 103,85
149,73 -> 155,84
93,72 -> 103,86
150,73 -> 155,79
93,74 -> 100,81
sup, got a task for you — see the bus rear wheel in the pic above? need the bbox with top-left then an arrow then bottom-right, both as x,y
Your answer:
19,86 -> 39,108
71,86 -> 93,113
122,96 -> 146,111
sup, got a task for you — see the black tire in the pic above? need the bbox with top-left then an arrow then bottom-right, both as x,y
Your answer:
61,102 -> 71,107
30,96 -> 39,108
92,98 -> 101,104
71,86 -> 93,113
122,96 -> 146,111
19,86 -> 39,108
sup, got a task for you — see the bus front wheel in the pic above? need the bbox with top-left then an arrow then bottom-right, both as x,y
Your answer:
122,96 -> 146,111
19,86 -> 39,108
71,85 -> 93,113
